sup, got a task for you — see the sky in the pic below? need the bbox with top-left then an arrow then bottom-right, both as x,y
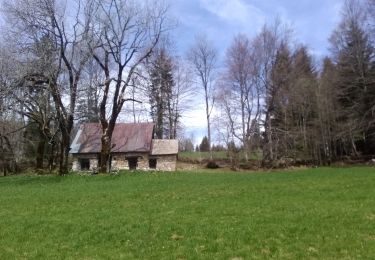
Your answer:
171,0 -> 343,56
168,0 -> 344,143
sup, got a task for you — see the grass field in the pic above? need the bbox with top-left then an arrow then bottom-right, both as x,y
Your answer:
179,151 -> 228,160
179,150 -> 261,161
1,167 -> 375,259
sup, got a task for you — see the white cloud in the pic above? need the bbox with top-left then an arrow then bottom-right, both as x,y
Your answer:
199,0 -> 265,26
182,102 -> 207,129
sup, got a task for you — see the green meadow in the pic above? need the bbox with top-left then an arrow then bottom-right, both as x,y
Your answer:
1,167 -> 374,259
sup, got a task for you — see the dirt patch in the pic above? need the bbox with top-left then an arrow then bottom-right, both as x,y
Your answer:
176,162 -> 203,170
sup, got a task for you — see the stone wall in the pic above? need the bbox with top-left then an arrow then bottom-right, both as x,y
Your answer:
72,153 -> 177,172
111,156 -> 127,170
72,158 -> 80,171
89,159 -> 98,170
138,154 -> 149,170
154,155 -> 177,171
112,154 -> 177,171
112,153 -> 149,171
72,154 -> 98,171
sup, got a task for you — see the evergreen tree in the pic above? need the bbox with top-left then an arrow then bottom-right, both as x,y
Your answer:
148,47 -> 175,139
199,136 -> 210,152
331,5 -> 375,156
265,44 -> 319,163
263,43 -> 292,163
290,46 -> 318,160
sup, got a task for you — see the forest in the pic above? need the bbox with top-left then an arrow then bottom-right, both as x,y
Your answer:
0,0 -> 374,175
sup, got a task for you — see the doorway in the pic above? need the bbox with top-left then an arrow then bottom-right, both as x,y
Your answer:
149,158 -> 157,169
127,157 -> 138,170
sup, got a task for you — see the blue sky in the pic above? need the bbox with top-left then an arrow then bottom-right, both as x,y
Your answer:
168,0 -> 344,143
171,0 -> 343,58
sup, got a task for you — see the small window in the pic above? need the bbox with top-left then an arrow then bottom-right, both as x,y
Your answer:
80,158 -> 90,170
149,158 -> 157,169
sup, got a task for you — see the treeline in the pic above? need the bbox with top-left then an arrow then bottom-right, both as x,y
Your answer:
181,0 -> 375,167
0,0 -> 374,175
208,0 -> 375,167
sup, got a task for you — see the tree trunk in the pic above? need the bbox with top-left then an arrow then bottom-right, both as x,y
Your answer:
241,93 -> 249,161
48,142 -> 55,172
205,87 -> 212,160
262,111 -> 273,166
57,115 -> 73,175
100,134 -> 111,173
99,118 -> 115,173
156,102 -> 164,139
173,110 -> 179,139
58,131 -> 71,175
207,113 -> 212,160
36,131 -> 46,169
36,139 -> 45,170
0,137 -> 5,176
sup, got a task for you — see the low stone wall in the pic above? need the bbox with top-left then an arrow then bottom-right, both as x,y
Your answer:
154,155 -> 177,171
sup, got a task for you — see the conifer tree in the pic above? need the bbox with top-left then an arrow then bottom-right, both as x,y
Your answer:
148,47 -> 175,139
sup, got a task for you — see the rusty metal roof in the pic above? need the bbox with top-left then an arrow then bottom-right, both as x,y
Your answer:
70,122 -> 154,154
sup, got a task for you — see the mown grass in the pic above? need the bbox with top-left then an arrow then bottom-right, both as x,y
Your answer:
0,167 -> 375,259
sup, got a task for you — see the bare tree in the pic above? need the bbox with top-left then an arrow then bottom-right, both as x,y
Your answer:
3,0 -> 91,174
213,95 -> 239,167
9,34 -> 60,170
315,57 -> 340,164
76,58 -> 103,123
187,34 -> 217,159
368,0 -> 375,38
18,74 -> 58,170
87,0 -> 169,172
0,45 -> 21,175
251,21 -> 292,166
220,34 -> 261,160
170,58 -> 196,139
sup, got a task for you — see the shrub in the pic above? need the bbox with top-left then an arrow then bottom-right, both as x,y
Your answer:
206,160 -> 219,169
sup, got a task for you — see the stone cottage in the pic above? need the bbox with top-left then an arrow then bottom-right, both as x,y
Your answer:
70,123 -> 178,171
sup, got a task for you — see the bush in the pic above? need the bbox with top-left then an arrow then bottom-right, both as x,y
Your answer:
206,160 -> 219,169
